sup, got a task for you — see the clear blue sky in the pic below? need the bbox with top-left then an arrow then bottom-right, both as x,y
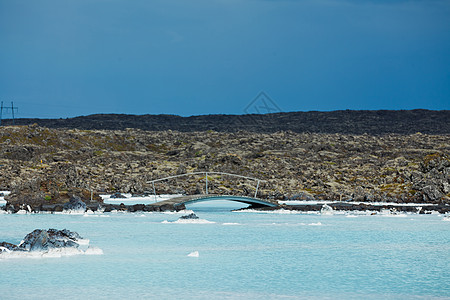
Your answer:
0,0 -> 449,118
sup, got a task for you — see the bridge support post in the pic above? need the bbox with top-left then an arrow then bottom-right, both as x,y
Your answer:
254,180 -> 260,198
205,172 -> 208,195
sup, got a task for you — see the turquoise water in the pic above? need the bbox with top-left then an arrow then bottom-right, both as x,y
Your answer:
1,203 -> 449,299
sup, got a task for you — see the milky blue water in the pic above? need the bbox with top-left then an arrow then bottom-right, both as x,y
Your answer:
1,202 -> 449,299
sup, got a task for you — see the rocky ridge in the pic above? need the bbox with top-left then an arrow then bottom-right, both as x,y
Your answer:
2,109 -> 449,135
0,125 -> 449,210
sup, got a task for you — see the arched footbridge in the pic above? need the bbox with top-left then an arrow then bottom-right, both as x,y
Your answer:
150,194 -> 279,210
146,172 -> 280,210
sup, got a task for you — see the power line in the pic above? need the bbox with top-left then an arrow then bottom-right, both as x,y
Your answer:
0,101 -> 19,126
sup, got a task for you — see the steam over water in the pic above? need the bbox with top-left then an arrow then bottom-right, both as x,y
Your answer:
1,201 -> 449,299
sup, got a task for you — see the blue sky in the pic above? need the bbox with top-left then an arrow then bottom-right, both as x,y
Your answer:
0,0 -> 449,118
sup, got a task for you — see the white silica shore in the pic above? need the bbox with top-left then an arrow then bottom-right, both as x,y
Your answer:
0,191 -> 10,207
101,194 -> 183,205
280,200 -> 437,206
162,218 -> 215,224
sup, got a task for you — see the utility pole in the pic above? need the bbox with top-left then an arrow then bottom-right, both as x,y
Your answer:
0,101 -> 18,126
11,102 -> 15,125
205,172 -> 208,195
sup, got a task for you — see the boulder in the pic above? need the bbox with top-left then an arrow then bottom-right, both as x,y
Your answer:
129,204 -> 145,212
290,192 -> 315,201
159,204 -> 174,211
110,193 -> 126,199
19,229 -> 49,251
0,242 -> 21,253
63,195 -> 87,212
423,185 -> 443,202
175,203 -> 186,211
18,229 -> 82,251
179,213 -> 199,220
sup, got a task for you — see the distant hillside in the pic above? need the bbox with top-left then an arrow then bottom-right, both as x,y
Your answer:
2,109 -> 449,134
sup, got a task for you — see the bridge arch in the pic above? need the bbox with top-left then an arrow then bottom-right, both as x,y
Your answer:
146,172 -> 279,209
147,171 -> 264,198
149,194 -> 279,210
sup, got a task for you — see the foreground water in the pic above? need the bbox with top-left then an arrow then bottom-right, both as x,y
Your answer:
1,202 -> 449,299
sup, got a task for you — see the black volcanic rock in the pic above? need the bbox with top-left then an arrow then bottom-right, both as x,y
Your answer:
179,213 -> 199,220
0,229 -> 83,253
1,109 -> 449,135
0,242 -> 21,252
0,122 -> 449,206
63,195 -> 87,211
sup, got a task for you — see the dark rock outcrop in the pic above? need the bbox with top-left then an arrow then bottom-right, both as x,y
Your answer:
179,213 -> 199,220
0,242 -> 21,252
1,110 -> 449,135
0,229 -> 83,253
110,193 -> 126,199
63,195 -> 87,211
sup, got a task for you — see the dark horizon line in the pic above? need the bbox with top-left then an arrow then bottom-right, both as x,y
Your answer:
3,108 -> 449,121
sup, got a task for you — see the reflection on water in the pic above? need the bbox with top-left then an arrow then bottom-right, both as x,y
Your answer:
186,200 -> 248,212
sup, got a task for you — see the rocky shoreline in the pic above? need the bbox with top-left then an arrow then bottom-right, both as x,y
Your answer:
2,200 -> 449,214
1,124 -> 449,210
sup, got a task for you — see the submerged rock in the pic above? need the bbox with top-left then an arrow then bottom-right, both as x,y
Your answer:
179,213 -> 199,220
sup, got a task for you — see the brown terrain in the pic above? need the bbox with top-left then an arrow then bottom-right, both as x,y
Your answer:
0,121 -> 449,211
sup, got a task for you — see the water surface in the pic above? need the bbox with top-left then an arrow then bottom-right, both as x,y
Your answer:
1,203 -> 449,299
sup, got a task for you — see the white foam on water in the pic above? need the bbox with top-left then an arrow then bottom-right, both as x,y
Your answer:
83,214 -> 98,217
235,209 -> 306,214
308,222 -> 323,226
162,209 -> 194,215
378,211 -> 408,217
321,204 -> 334,215
222,222 -> 241,226
187,251 -> 199,257
162,218 -> 215,224
0,246 -> 12,253
77,239 -> 90,246
442,216 -> 450,222
281,200 -> 437,207
261,222 -> 327,227
0,246 -> 103,260
85,247 -> 104,255
43,248 -> 83,258
62,209 -> 86,215
82,213 -> 111,218
0,191 -> 10,207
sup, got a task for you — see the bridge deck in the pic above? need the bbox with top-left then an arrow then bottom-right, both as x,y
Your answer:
149,194 -> 279,208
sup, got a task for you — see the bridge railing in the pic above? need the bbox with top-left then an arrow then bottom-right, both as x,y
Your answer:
147,172 -> 265,198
